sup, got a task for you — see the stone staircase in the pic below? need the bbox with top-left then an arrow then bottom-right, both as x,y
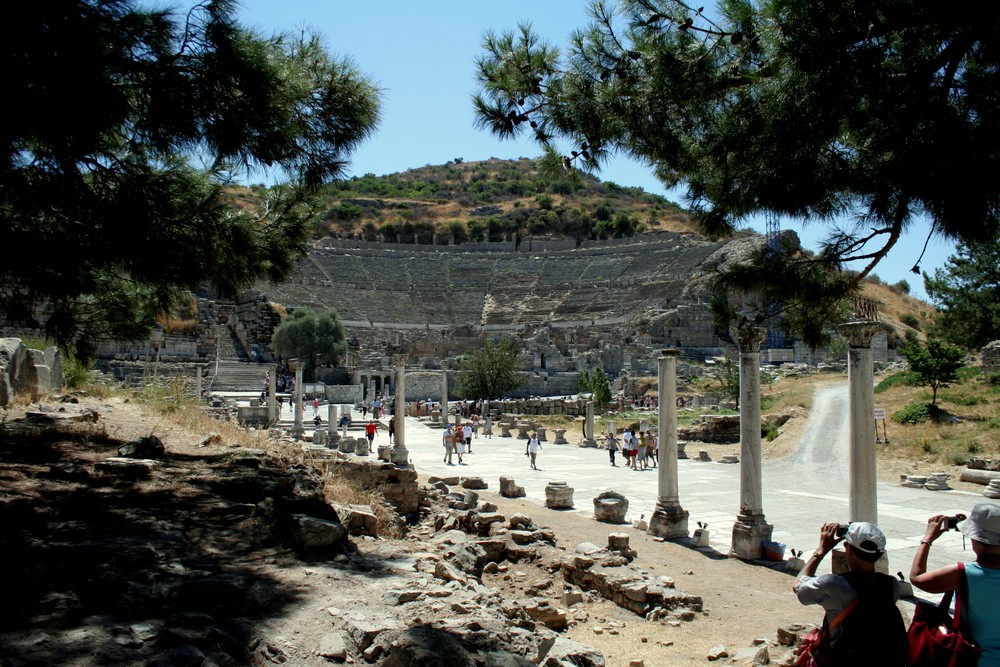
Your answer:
206,360 -> 270,392
212,324 -> 248,362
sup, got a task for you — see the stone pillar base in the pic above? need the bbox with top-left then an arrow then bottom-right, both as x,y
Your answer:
390,447 -> 409,467
291,427 -> 304,441
730,512 -> 773,560
545,481 -> 575,509
647,500 -> 689,539
578,439 -> 598,448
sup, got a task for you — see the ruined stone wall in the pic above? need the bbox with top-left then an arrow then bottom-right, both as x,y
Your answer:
322,460 -> 420,516
1,338 -> 63,405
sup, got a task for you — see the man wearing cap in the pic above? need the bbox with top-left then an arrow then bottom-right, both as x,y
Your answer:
793,521 -> 906,664
910,502 -> 1000,666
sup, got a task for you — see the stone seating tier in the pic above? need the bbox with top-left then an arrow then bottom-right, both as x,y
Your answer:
257,232 -> 730,330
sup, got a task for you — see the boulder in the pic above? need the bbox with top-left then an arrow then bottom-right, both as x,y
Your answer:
286,514 -> 346,551
118,435 -> 165,459
332,503 -> 378,537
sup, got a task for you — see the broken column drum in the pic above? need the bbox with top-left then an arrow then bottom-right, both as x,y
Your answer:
545,481 -> 575,509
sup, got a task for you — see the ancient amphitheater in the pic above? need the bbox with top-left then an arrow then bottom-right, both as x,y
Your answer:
259,230 -> 751,346
243,229 -> 781,397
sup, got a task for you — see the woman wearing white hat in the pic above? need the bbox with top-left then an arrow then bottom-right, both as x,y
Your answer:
910,502 -> 1000,666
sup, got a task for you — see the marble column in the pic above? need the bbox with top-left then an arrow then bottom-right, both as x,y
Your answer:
580,401 -> 597,447
440,371 -> 449,427
838,320 -> 882,524
327,403 -> 338,442
291,360 -> 304,440
648,349 -> 689,539
267,365 -> 277,427
391,355 -> 409,466
730,325 -> 773,560
195,364 -> 203,399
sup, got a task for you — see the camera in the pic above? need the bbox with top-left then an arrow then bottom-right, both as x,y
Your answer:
836,523 -> 850,538
947,514 -> 966,531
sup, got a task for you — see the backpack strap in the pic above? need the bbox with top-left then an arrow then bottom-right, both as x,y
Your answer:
954,561 -> 971,634
828,595 -> 861,631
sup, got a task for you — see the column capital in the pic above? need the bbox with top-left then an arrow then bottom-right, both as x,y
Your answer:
394,354 -> 407,366
735,324 -> 767,353
659,348 -> 680,358
838,320 -> 882,349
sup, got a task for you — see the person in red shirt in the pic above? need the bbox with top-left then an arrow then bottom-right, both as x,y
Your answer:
364,420 -> 378,453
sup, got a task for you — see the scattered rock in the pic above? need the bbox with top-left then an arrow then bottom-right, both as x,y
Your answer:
707,644 -> 729,660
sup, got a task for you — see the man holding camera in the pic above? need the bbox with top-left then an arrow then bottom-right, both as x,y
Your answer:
793,521 -> 907,665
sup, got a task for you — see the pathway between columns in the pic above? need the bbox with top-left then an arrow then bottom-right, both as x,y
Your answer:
395,382 -> 980,599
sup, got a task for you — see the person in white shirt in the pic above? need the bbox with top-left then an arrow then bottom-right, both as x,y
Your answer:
525,431 -> 542,470
462,423 -> 473,453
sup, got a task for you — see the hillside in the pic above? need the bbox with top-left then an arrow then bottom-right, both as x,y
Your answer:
253,158 -> 701,244
860,280 -> 938,346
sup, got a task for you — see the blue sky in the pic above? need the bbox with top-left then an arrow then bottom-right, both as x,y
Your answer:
235,0 -> 956,301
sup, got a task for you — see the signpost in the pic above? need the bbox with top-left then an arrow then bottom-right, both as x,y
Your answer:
873,407 -> 889,444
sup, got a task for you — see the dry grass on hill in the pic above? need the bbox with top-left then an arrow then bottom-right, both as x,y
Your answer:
861,281 -> 937,341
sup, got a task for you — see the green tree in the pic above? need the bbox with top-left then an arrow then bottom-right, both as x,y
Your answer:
924,239 -> 1000,350
270,309 -> 347,379
823,335 -> 850,364
898,339 -> 966,405
473,1 -> 1000,334
578,367 -> 612,409
892,280 -> 912,295
714,351 -> 741,408
456,338 -> 528,399
1,1 -> 381,360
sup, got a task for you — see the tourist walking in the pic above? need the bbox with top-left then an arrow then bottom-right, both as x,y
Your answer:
646,430 -> 657,467
621,428 -> 635,469
364,420 -> 378,453
388,416 -> 395,445
462,422 -> 473,453
525,431 -> 541,470
636,430 -> 648,469
442,425 -> 455,465
909,503 -> 1000,667
454,428 -> 466,465
483,414 -> 493,438
605,431 -> 620,466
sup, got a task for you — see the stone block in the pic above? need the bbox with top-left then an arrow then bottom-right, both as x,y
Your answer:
593,490 -> 629,524
545,481 -> 574,509
499,476 -> 526,498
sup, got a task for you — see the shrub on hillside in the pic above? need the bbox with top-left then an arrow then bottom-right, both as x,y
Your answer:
900,313 -> 921,330
875,371 -> 919,393
892,402 -> 941,424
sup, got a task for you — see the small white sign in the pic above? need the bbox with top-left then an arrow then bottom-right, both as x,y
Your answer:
873,408 -> 886,420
